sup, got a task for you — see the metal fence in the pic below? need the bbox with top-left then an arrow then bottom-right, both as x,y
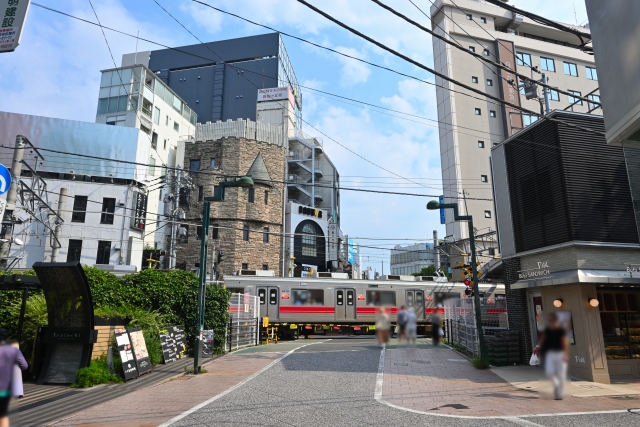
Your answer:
226,293 -> 259,352
443,296 -> 509,357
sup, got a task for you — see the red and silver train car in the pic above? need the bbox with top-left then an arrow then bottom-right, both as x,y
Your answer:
224,272 -> 505,338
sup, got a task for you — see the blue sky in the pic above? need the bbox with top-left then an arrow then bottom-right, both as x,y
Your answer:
0,0 -> 588,273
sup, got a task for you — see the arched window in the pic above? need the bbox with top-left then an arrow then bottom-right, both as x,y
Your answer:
301,223 -> 317,257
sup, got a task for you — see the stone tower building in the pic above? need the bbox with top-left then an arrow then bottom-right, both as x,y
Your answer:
177,135 -> 285,276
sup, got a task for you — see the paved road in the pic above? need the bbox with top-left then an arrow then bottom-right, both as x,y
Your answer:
164,338 -> 640,427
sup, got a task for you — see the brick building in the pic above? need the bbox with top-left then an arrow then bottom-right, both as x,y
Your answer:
176,132 -> 286,276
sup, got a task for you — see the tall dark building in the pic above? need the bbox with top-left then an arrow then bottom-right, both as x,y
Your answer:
142,33 -> 301,125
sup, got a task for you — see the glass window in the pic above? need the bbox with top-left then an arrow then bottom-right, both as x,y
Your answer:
243,225 -> 249,241
466,14 -> 472,20
292,289 -> 324,305
196,225 -> 203,240
164,90 -> 174,107
174,122 -> 179,132
190,159 -> 200,171
99,87 -> 110,98
212,226 -> 219,239
100,198 -> 116,224
347,290 -> 354,306
248,188 -> 255,203
151,132 -> 158,148
472,76 -> 478,83
96,241 -> 111,265
190,110 -> 197,125
210,158 -> 216,169
182,105 -> 191,121
483,49 -> 490,57
564,62 -> 578,76
489,110 -> 496,117
516,52 -> 532,67
269,288 -> 277,305
107,97 -> 118,114
149,157 -> 156,176
337,290 -> 344,306
72,196 -> 88,223
486,79 -> 493,86
264,191 -> 269,205
475,108 -> 481,115
540,57 -> 555,72
481,175 -> 488,182
153,107 -> 160,125
258,289 -> 266,305
242,263 -> 249,270
173,96 -> 182,113
120,68 -> 132,85
366,291 -> 396,306
478,141 -> 485,148
100,71 -> 113,87
67,240 -> 82,263
469,46 -> 475,53
548,89 -> 560,101
262,264 -> 269,270
586,66 -> 598,80
301,223 -> 317,257
588,94 -> 601,110
106,115 -> 126,126
128,96 -> 138,112
117,96 -> 128,112
523,114 -> 539,126
484,211 -> 492,218
568,90 -> 582,105
198,186 -> 203,202
480,17 -> 487,24
97,98 -> 109,115
155,82 -> 165,100
263,227 -> 269,243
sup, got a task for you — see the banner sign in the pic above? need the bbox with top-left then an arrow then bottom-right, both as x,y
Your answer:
114,328 -> 138,380
494,39 -> 523,136
127,327 -> 152,375
130,191 -> 148,230
257,87 -> 295,108
0,0 -> 31,53
439,195 -> 446,224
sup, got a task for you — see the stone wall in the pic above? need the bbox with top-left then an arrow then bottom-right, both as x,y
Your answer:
177,137 -> 285,276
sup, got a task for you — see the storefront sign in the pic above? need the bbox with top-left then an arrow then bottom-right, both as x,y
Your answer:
159,325 -> 186,364
114,328 -> 138,380
130,191 -> 148,230
301,264 -> 317,278
257,87 -> 295,108
518,261 -> 551,279
0,0 -> 31,53
128,327 -> 152,375
298,205 -> 323,218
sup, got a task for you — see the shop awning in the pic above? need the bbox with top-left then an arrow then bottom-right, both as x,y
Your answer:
511,269 -> 640,289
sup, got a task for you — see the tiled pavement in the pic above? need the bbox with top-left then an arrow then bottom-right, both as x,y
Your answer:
47,352 -> 283,427
381,346 -> 637,417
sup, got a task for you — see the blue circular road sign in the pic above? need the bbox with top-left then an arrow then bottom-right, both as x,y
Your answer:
0,164 -> 12,195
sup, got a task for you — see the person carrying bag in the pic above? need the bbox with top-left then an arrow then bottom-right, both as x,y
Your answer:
0,328 -> 28,427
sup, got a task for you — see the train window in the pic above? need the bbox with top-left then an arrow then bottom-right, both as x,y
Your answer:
406,293 -> 414,306
415,291 -> 424,305
292,289 -> 324,305
258,289 -> 266,305
269,289 -> 277,305
347,290 -> 354,306
366,291 -> 396,306
337,290 -> 344,306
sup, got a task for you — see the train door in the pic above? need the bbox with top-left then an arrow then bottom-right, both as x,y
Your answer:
257,286 -> 279,319
335,288 -> 356,321
415,290 -> 425,320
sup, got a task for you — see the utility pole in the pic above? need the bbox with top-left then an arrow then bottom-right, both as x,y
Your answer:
0,136 -> 25,264
541,73 -> 551,115
51,188 -> 67,262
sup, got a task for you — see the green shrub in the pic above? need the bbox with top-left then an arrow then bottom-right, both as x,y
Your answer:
472,357 -> 490,370
72,354 -> 123,388
6,293 -> 48,363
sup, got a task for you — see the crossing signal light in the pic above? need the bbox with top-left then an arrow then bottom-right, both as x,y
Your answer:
464,278 -> 471,286
465,288 -> 472,296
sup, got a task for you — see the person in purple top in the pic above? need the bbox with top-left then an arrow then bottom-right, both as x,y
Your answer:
0,328 -> 27,427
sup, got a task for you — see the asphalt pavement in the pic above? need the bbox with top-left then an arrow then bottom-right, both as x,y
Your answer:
165,338 -> 640,427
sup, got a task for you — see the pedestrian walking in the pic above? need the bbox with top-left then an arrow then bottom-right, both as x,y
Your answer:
431,304 -> 443,346
375,307 -> 390,347
0,328 -> 28,427
534,312 -> 569,400
396,305 -> 408,344
406,307 -> 417,347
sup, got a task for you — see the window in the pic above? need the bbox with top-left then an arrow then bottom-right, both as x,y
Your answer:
480,17 -> 487,24
588,94 -> 601,110
264,191 -> 269,205
366,290 -> 396,306
242,263 -> 249,270
469,46 -> 475,53
106,115 -> 125,126
471,76 -> 478,83
165,115 -> 169,126
548,89 -> 560,101
466,14 -> 472,20
211,226 -> 219,239
140,124 -> 151,135
486,79 -> 493,86
481,175 -> 488,182
71,196 -> 88,223
189,159 -> 200,171
489,110 -> 496,117
151,132 -> 158,149
568,90 -> 582,105
67,240 -> 82,263
263,227 -> 269,243
523,114 -> 538,127
213,186 -> 221,198
483,49 -> 490,57
149,157 -> 156,176
478,141 -> 485,148
198,186 -> 203,202
540,57 -> 555,72
563,62 -> 578,76
174,122 -> 179,132
196,225 -> 203,240
163,139 -> 167,150
262,264 -> 269,271
586,66 -> 598,80
153,106 -> 160,125
248,187 -> 255,203
516,52 -> 532,67
293,289 -> 324,305
100,198 -> 116,224
243,225 -> 249,241
484,211 -> 492,218
475,108 -> 481,115
210,158 -> 216,169
96,241 -> 111,265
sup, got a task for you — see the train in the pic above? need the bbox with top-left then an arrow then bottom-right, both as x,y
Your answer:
223,272 -> 506,339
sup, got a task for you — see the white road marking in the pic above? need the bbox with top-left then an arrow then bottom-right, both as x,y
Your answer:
158,339 -> 331,427
374,347 -> 632,420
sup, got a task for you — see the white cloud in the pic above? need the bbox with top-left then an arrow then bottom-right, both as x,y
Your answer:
334,46 -> 371,86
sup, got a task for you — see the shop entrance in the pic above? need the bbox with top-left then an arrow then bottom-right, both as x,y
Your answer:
528,291 -> 544,347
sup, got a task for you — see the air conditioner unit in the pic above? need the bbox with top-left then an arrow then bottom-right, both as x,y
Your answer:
311,272 -> 349,279
377,275 -> 415,282
238,270 -> 275,277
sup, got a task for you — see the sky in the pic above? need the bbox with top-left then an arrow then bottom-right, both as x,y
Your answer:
0,0 -> 589,274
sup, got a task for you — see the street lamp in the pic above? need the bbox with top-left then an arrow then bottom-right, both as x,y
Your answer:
427,200 -> 487,361
193,176 -> 254,374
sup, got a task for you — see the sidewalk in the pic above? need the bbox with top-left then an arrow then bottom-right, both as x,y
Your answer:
46,351 -> 283,427
381,346 -> 639,417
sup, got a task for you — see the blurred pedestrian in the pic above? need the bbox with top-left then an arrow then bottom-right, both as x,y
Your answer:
431,304 -> 443,346
397,305 -> 408,344
0,328 -> 28,427
534,313 -> 569,400
376,307 -> 390,347
406,307 -> 417,347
